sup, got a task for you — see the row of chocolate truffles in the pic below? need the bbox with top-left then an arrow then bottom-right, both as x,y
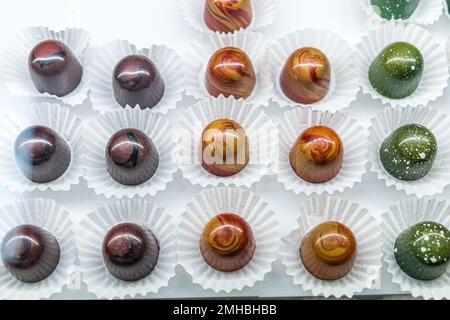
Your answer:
1,102 -> 449,197
1,195 -> 449,299
3,25 -> 448,114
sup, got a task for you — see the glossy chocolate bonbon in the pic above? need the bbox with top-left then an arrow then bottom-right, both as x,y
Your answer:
204,0 -> 253,33
370,0 -> 420,20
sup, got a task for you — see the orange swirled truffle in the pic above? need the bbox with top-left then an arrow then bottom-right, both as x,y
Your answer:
200,213 -> 256,272
200,119 -> 250,177
280,47 -> 331,105
205,47 -> 256,100
300,222 -> 357,280
289,126 -> 343,184
204,0 -> 253,33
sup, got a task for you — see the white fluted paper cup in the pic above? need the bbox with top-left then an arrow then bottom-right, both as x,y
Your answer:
87,40 -> 184,115
77,199 -> 177,299
382,197 -> 450,300
180,0 -> 276,34
280,194 -> 382,298
277,108 -> 367,195
355,24 -> 449,108
84,107 -> 177,199
178,187 -> 279,293
359,0 -> 443,26
0,199 -> 77,300
185,30 -> 272,106
368,106 -> 450,197
1,26 -> 90,106
0,103 -> 83,193
269,29 -> 359,111
178,96 -> 275,188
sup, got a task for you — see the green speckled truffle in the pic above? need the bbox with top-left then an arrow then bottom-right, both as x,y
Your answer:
370,0 -> 420,20
446,0 -> 450,14
369,42 -> 424,99
395,222 -> 450,281
380,124 -> 437,181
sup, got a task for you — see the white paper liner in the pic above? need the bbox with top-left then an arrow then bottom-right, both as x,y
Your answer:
0,103 -> 84,193
355,24 -> 449,108
269,29 -> 359,112
83,107 -> 177,199
280,194 -> 382,298
359,0 -> 443,26
87,40 -> 185,115
1,26 -> 90,106
277,108 -> 368,195
180,0 -> 276,34
0,199 -> 76,300
368,106 -> 450,197
185,30 -> 272,106
77,199 -> 177,299
178,187 -> 279,293
382,197 -> 450,300
178,96 -> 275,188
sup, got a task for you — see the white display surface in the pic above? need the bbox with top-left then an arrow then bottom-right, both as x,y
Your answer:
0,0 -> 449,299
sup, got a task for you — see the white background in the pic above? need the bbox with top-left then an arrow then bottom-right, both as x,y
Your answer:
0,0 -> 449,299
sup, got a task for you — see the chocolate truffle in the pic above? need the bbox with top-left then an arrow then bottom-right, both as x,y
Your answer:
205,47 -> 256,99
447,0 -> 450,14
102,223 -> 160,282
106,128 -> 160,186
204,0 -> 253,33
1,225 -> 60,283
395,222 -> 450,281
380,124 -> 437,181
15,125 -> 71,184
369,42 -> 424,99
290,126 -> 344,184
370,0 -> 420,20
300,221 -> 357,281
28,40 -> 83,97
200,214 -> 256,272
112,55 -> 165,110
200,119 -> 250,177
280,47 -> 331,105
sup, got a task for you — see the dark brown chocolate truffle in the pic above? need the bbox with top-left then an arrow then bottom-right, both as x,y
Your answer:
105,128 -> 159,186
1,225 -> 61,283
102,223 -> 160,281
28,40 -> 83,97
112,55 -> 165,109
15,126 -> 71,183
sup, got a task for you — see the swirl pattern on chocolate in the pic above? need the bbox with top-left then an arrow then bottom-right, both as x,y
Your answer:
205,47 -> 256,100
280,47 -> 331,105
28,40 -> 83,97
204,0 -> 253,33
112,55 -> 165,109
200,119 -> 250,177
200,214 -> 256,272
289,126 -> 344,184
300,222 -> 357,281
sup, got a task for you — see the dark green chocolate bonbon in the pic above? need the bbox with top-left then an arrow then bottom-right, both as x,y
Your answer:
370,0 -> 420,20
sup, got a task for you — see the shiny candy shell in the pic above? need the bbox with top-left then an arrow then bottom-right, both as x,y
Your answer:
280,47 -> 331,105
300,221 -> 357,281
370,0 -> 420,20
200,213 -> 256,272
205,47 -> 256,100
289,126 -> 344,184
204,0 -> 253,33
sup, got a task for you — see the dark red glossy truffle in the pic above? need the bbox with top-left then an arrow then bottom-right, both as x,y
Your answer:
1,225 -> 61,283
15,126 -> 71,184
28,40 -> 83,97
112,55 -> 165,109
102,223 -> 160,282
105,128 -> 159,186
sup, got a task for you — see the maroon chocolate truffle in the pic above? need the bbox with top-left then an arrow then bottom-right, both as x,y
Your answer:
102,223 -> 160,281
112,55 -> 165,109
1,225 -> 61,283
28,40 -> 83,97
15,126 -> 71,183
105,128 -> 159,186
